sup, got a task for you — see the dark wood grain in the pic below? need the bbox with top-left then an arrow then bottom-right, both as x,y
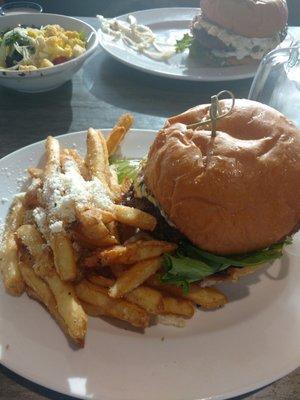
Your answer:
0,14 -> 299,400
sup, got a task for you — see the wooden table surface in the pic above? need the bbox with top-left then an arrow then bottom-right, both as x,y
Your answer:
0,15 -> 299,400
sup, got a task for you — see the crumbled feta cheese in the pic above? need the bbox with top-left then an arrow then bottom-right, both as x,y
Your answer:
37,157 -> 113,231
49,220 -> 63,233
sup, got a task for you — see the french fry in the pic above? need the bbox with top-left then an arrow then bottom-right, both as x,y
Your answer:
27,167 -> 43,179
76,208 -> 116,244
109,257 -> 162,299
20,260 -> 68,335
86,128 -> 112,193
87,275 -> 114,287
51,231 -> 77,281
61,148 -> 89,180
115,113 -> 134,135
17,224 -> 87,345
24,178 -> 42,208
106,126 -> 126,156
114,205 -> 157,231
88,275 -> 164,315
100,240 -> 177,265
0,198 -> 25,296
147,274 -> 228,309
106,113 -> 134,156
46,274 -> 87,346
75,280 -> 150,328
73,223 -> 118,248
125,286 -> 164,315
110,264 -> 128,278
44,136 -> 60,177
161,296 -> 194,318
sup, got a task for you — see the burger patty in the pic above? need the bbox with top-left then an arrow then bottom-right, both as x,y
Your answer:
191,16 -> 233,51
192,25 -> 230,51
123,187 -> 184,243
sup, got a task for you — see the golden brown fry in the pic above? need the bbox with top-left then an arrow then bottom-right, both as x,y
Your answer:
61,148 -> 89,180
161,296 -> 194,318
46,274 -> 87,345
51,231 -> 77,281
76,207 -> 117,246
71,224 -> 117,249
0,198 -> 25,296
125,286 -> 164,315
88,275 -> 164,315
110,264 -> 128,278
106,113 -> 134,156
86,128 -> 112,192
27,167 -> 43,179
24,178 -> 42,209
109,257 -> 162,299
75,280 -> 149,328
114,113 -> 134,135
20,260 -> 69,337
106,126 -> 126,156
17,224 -> 53,276
147,274 -> 228,309
17,224 -> 87,344
45,136 -> 60,177
87,275 -> 114,287
100,240 -> 177,266
114,205 -> 156,231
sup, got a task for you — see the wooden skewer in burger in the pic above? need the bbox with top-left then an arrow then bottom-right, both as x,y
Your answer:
126,94 -> 300,289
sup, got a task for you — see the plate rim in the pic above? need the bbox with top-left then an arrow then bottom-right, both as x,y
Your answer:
97,7 -> 257,82
0,129 -> 299,400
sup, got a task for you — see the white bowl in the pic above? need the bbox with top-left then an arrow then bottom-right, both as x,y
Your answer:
0,13 -> 98,92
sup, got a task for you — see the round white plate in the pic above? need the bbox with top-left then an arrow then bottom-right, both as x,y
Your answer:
0,130 -> 299,400
97,8 -> 260,82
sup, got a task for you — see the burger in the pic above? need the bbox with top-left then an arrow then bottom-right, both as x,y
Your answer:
177,0 -> 289,66
125,98 -> 300,289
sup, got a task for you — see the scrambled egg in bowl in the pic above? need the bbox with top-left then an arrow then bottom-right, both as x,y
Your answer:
0,24 -> 87,70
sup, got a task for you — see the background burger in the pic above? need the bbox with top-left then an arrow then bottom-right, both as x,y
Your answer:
125,98 -> 300,289
177,0 -> 289,66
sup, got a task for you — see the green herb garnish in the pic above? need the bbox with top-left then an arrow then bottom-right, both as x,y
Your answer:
78,31 -> 86,42
110,158 -> 140,184
175,33 -> 193,53
162,239 -> 291,293
4,31 -> 30,47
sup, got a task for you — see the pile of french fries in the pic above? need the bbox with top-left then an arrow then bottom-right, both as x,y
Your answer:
0,114 -> 227,347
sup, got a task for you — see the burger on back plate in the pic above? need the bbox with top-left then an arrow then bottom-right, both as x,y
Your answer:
124,94 -> 300,290
177,0 -> 289,66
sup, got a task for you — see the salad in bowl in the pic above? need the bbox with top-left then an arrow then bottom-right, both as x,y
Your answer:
0,13 -> 97,93
0,24 -> 87,71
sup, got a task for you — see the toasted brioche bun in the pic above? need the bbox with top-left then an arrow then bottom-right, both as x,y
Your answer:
144,99 -> 300,255
200,0 -> 288,38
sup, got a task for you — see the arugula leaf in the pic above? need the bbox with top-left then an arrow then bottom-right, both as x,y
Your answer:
110,158 -> 140,183
4,31 -> 30,47
175,33 -> 193,53
161,239 -> 291,292
78,31 -> 86,42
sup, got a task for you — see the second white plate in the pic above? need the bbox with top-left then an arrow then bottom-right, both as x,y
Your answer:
98,7 -> 261,82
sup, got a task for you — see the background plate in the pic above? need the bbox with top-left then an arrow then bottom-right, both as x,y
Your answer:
98,8 -> 260,82
0,129 -> 299,400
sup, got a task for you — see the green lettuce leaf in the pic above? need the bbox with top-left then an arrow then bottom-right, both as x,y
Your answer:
110,158 -> 140,183
175,33 -> 193,53
162,239 -> 291,293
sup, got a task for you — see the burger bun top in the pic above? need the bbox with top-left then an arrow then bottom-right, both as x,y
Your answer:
200,0 -> 288,38
144,99 -> 300,255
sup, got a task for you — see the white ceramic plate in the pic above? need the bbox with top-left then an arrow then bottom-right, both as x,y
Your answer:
0,130 -> 299,400
98,8 -> 260,82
